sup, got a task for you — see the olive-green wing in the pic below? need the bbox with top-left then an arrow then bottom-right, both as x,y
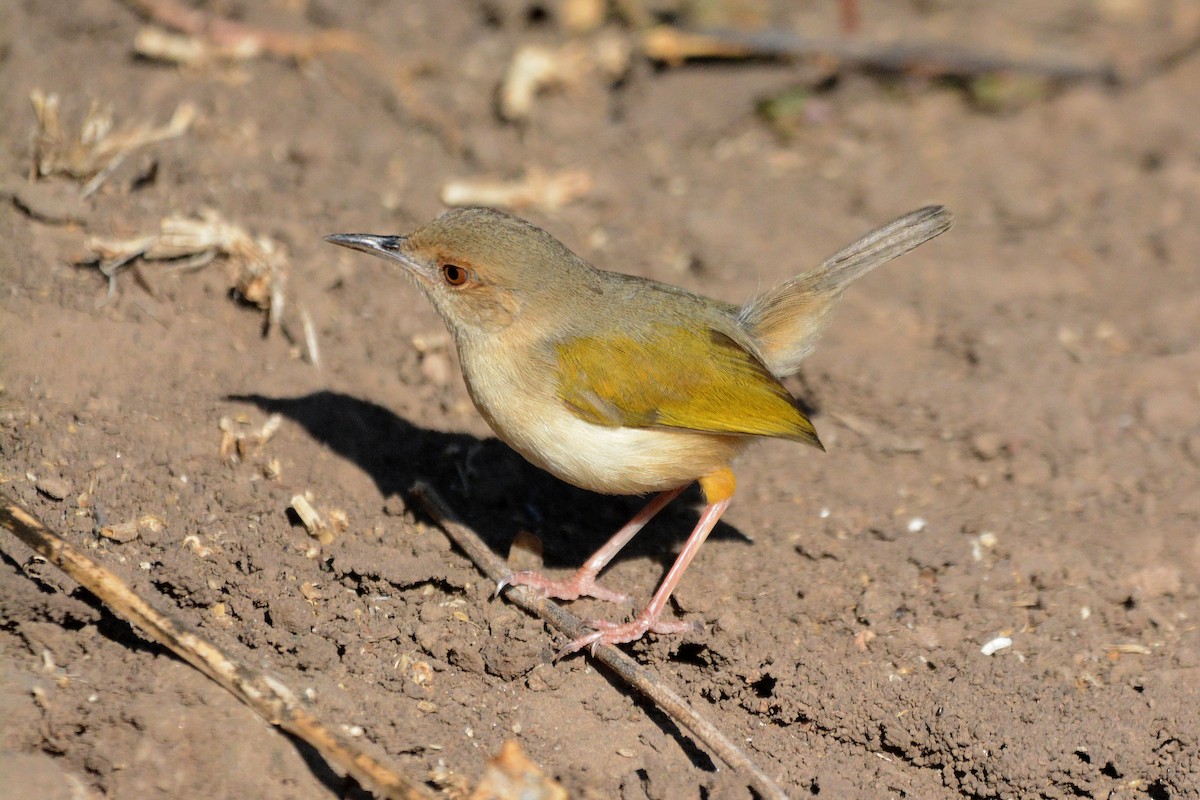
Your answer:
554,325 -> 822,448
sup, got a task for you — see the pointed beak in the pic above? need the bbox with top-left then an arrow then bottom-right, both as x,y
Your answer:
324,233 -> 434,281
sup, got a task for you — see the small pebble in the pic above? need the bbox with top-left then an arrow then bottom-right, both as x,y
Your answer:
35,475 -> 71,501
970,432 -> 1004,461
980,636 -> 1013,656
420,353 -> 452,387
382,495 -> 407,516
100,521 -> 140,543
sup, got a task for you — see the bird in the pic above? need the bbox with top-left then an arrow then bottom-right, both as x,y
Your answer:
325,204 -> 952,655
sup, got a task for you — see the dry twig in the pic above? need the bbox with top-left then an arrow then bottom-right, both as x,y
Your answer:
498,37 -> 632,123
84,209 -> 287,323
642,25 -> 1118,83
0,487 -> 434,800
440,168 -> 593,213
123,0 -> 365,62
289,492 -> 348,548
218,412 -> 283,463
410,483 -> 790,800
29,89 -> 195,196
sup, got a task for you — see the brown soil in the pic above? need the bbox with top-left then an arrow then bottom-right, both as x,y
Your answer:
2,2 -> 1199,798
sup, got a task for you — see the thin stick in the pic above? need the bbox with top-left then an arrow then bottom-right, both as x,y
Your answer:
643,25 -> 1118,84
0,488 -> 435,800
411,482 -> 790,800
122,0 -> 364,59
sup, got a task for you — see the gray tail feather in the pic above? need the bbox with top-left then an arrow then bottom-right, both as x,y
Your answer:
805,205 -> 953,294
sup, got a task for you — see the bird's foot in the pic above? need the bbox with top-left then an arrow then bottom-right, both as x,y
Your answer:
556,612 -> 703,658
499,569 -> 632,605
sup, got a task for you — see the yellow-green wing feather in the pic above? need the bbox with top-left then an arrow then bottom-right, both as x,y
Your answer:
555,325 -> 822,448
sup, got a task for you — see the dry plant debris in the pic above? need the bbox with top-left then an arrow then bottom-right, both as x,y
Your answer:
289,492 -> 348,547
30,89 -> 195,197
134,25 -> 260,65
468,740 -> 567,800
639,25 -> 1117,85
84,209 -> 288,324
124,0 -> 366,64
641,25 -> 760,66
0,488 -> 436,800
498,37 -> 631,122
560,0 -> 607,34
440,168 -> 593,213
132,23 -> 363,66
219,413 -> 283,463
99,514 -> 166,544
499,43 -> 592,122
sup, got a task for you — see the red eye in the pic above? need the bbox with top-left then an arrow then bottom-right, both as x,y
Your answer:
441,264 -> 470,286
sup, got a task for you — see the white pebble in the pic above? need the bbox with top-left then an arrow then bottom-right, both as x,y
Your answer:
819,507 -> 831,519
907,517 -> 927,533
980,636 -> 1013,656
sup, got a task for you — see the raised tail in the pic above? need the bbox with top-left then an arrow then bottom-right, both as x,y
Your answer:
738,206 -> 953,377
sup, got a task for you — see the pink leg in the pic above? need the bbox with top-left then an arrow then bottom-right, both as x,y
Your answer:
501,486 -> 687,604
559,495 -> 732,657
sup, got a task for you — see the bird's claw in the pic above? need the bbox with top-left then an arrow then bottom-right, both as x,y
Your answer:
503,569 -> 632,604
554,615 -> 703,659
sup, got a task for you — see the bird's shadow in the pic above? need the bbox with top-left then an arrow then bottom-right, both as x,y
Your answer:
228,391 -> 746,574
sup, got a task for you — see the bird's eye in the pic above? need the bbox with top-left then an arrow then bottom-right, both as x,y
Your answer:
441,264 -> 470,286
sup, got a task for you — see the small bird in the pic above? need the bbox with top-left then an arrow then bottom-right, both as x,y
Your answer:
326,205 -> 951,655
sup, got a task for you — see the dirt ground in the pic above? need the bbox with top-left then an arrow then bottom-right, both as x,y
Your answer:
2,1 -> 1199,798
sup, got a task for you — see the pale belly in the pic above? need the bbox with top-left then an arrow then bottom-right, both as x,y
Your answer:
491,408 -> 747,495
459,347 -> 747,495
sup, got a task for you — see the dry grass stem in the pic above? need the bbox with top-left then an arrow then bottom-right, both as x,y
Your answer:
641,25 -> 1118,83
218,413 -> 283,462
499,38 -> 631,122
441,169 -> 593,213
124,0 -> 365,63
30,89 -> 194,195
84,209 -> 287,323
0,488 -> 436,800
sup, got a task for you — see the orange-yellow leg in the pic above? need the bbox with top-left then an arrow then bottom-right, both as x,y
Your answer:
559,467 -> 736,657
501,485 -> 688,604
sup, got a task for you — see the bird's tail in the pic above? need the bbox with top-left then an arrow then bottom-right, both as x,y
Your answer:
738,206 -> 953,377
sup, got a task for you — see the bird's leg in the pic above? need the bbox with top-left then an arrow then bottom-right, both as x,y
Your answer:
502,485 -> 687,604
559,467 -> 736,656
